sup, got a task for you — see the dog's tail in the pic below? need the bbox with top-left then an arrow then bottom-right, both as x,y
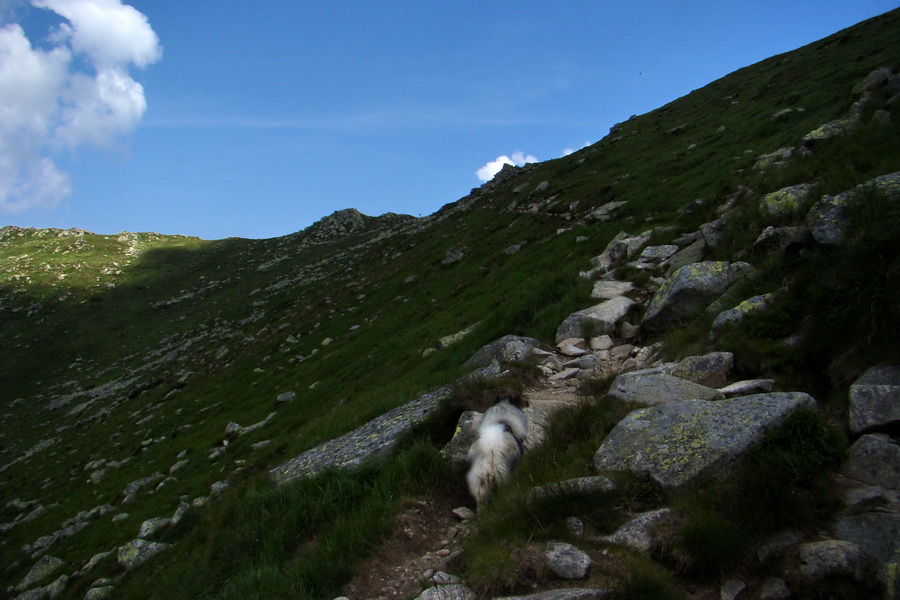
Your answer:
466,423 -> 521,505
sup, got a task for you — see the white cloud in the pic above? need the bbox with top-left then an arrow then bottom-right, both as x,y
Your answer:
561,140 -> 592,157
0,0 -> 160,212
476,151 -> 538,182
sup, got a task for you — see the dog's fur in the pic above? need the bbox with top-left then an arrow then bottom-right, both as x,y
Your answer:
466,399 -> 528,506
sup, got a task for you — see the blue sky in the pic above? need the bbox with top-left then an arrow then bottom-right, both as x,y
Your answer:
1,1 -> 897,240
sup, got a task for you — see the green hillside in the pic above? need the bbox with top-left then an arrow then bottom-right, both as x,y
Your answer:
2,8 -> 899,600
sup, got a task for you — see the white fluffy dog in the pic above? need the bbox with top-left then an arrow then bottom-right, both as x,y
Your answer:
466,400 -> 528,506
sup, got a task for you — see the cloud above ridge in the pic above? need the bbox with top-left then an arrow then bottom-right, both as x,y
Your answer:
0,0 -> 161,212
476,151 -> 538,182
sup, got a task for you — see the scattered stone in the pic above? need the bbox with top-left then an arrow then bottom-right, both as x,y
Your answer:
16,556 -> 64,591
593,393 -> 817,489
555,296 -> 636,343
754,147 -> 795,170
557,338 -> 588,357
79,550 -> 113,575
277,391 -> 296,403
759,183 -> 815,217
719,379 -> 776,398
566,517 -> 585,537
590,335 -> 614,351
544,541 -> 592,579
117,538 -> 170,570
600,509 -> 673,552
111,513 -> 129,523
662,239 -> 707,275
751,225 -> 811,254
464,335 -> 543,370
709,292 -> 775,341
590,280 -> 635,301
443,248 -> 465,264
451,507 -> 475,521
413,584 -> 475,600
83,586 -> 114,600
643,261 -> 751,332
672,351 -> 733,388
848,365 -> 900,434
431,571 -> 461,585
608,370 -> 724,405
168,459 -> 188,474
797,539 -> 874,584
437,324 -> 478,349
210,480 -> 229,495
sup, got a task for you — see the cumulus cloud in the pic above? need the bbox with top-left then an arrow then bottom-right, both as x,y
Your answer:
476,151 -> 538,182
0,0 -> 160,212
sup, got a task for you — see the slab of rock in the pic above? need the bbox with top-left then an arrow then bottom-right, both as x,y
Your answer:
590,280 -> 635,301
672,352 -> 733,388
464,335 -> 543,370
834,512 -> 900,588
593,393 -> 817,489
637,245 -> 679,264
759,577 -> 791,600
719,379 -> 776,398
600,508 -> 673,552
608,370 -> 723,405
842,434 -> 900,489
556,297 -> 635,343
849,365 -> 900,434
117,538 -> 170,570
270,386 -> 451,485
545,542 -> 592,579
643,261 -> 749,332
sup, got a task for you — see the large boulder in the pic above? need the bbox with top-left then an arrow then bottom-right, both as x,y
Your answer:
759,183 -> 815,217
463,335 -> 543,370
807,172 -> 900,246
555,297 -> 635,343
593,393 -> 816,489
842,434 -> 900,489
608,370 -> 723,405
848,365 -> 900,434
709,293 -> 776,341
642,262 -> 751,332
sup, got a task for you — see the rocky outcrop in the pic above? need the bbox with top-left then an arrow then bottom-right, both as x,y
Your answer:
593,393 -> 817,489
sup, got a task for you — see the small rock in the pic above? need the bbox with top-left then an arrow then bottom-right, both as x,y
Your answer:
277,391 -> 296,403
544,541 -> 592,579
451,507 -> 475,521
797,539 -> 872,583
600,509 -> 673,552
117,539 -> 170,570
719,379 -> 776,398
16,555 -> 64,591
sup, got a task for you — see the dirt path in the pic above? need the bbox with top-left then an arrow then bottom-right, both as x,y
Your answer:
339,381 -> 586,600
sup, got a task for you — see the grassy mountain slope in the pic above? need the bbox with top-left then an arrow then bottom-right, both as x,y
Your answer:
1,8 -> 899,599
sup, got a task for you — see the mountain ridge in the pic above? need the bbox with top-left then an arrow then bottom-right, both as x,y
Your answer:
2,8 -> 899,600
